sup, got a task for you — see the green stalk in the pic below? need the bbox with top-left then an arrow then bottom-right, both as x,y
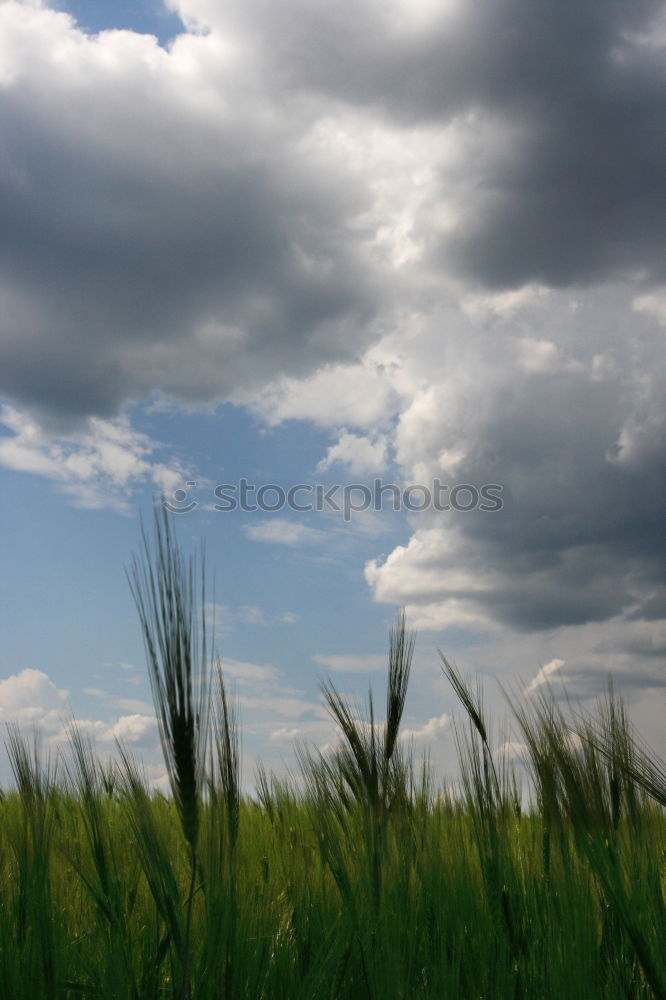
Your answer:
127,507 -> 210,1000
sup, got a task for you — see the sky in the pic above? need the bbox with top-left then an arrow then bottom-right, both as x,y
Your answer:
1,0 -> 665,789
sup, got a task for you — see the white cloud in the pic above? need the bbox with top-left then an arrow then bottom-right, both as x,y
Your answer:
268,720 -> 333,742
0,668 -> 158,750
217,657 -> 281,686
212,656 -> 332,728
357,285 -> 666,654
633,289 -> 666,326
206,603 -> 299,633
0,4 -> 385,423
513,338 -> 581,375
270,726 -> 304,742
237,605 -> 275,626
66,713 -> 158,748
239,694 -> 327,720
312,652 -> 386,673
1,0 -> 665,772
106,714 -> 157,746
244,518 -> 324,546
0,404 -> 184,511
81,686 -> 154,716
398,600 -> 494,632
607,412 -> 666,471
365,527 -> 497,614
498,740 -> 528,759
524,659 -> 566,695
400,712 -> 449,742
204,602 -> 236,635
317,431 -> 388,475
0,668 -> 69,732
461,284 -> 550,320
244,361 -> 400,431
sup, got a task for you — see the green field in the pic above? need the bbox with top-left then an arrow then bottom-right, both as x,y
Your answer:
1,516 -> 664,999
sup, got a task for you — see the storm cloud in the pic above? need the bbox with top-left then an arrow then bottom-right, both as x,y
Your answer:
366,286 -> 666,638
0,4 -> 382,421
1,0 -> 665,704
173,0 -> 666,285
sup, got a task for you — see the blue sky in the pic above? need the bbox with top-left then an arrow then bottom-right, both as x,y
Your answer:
1,0 -> 665,788
51,0 -> 184,44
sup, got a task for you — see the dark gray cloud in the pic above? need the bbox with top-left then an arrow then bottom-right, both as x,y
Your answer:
199,0 -> 666,287
368,289 -> 666,636
1,0 -> 664,762
594,626 -> 666,659
2,2 -> 665,644
0,7 -> 382,423
466,368 -> 666,630
627,588 -> 666,622
548,654 -> 666,701
3,0 -> 666,429
3,0 -> 666,428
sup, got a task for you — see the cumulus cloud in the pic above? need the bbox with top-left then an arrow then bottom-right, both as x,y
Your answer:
244,519 -> 324,547
0,1 -> 384,426
3,0 -> 665,427
270,726 -> 305,743
8,0 -> 663,432
362,286 -> 666,639
244,359 -> 403,431
2,0 -> 666,727
0,404 -> 184,510
58,713 -> 158,750
99,713 -> 158,746
270,721 -> 334,743
317,431 -> 388,476
167,0 -> 666,288
400,712 -> 449,742
0,668 -> 158,750
0,668 -> 69,731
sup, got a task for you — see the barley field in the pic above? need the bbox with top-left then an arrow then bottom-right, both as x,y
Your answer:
0,515 -> 663,999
